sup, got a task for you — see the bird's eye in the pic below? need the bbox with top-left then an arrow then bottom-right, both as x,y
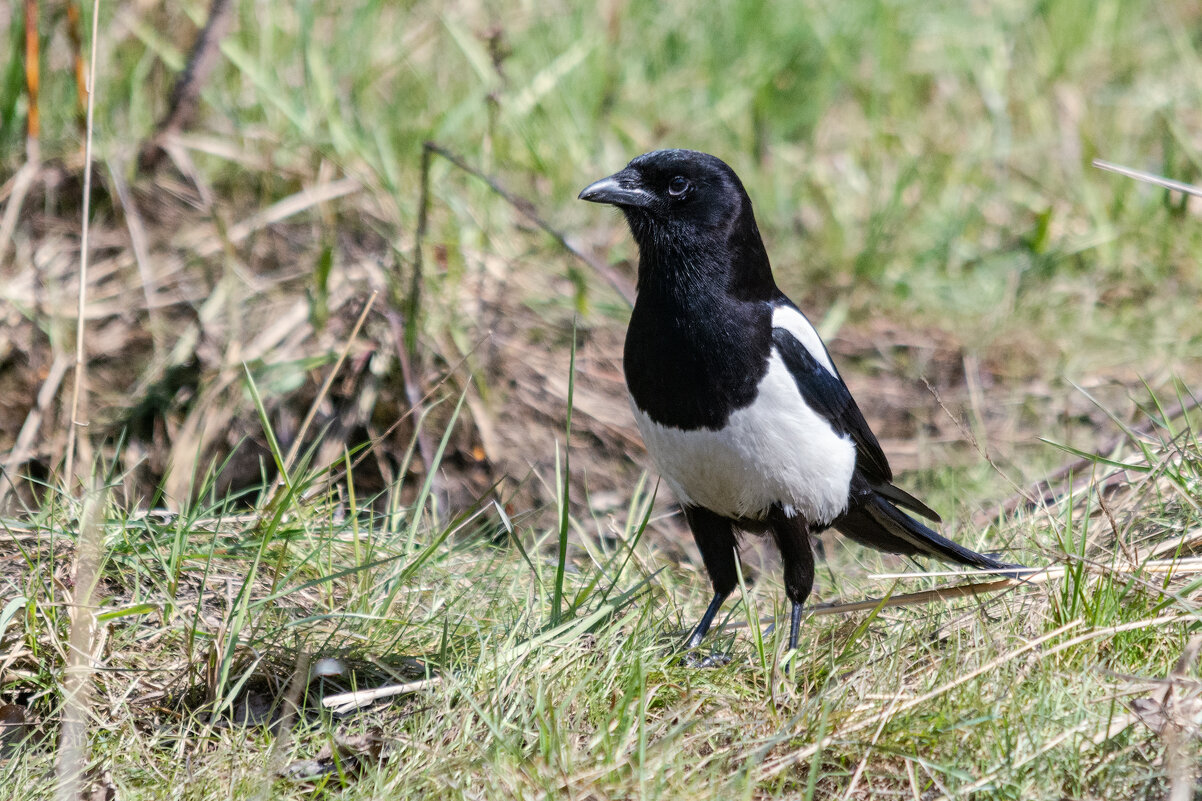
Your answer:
668,176 -> 690,197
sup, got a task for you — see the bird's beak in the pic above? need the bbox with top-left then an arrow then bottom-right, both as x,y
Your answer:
578,169 -> 652,208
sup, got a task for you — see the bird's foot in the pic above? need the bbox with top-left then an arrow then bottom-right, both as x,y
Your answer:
681,650 -> 732,669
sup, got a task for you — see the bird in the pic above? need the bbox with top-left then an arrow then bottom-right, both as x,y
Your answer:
578,149 -> 1015,656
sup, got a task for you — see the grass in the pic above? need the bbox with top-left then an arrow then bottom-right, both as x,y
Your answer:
1,403 -> 1200,799
2,0 -> 1202,798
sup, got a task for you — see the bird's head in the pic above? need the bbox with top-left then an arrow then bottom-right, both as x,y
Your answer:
579,149 -> 773,294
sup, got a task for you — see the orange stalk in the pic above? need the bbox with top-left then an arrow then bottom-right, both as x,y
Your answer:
66,1 -> 88,128
23,0 -> 39,143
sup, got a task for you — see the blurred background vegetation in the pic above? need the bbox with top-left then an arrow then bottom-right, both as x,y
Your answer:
2,0 -> 1200,519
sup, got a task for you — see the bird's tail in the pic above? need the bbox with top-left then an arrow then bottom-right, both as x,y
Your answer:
835,491 -> 1017,573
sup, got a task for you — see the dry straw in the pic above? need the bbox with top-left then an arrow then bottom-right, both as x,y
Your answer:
63,0 -> 104,487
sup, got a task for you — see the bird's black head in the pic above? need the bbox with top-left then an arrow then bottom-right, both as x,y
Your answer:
579,149 -> 775,298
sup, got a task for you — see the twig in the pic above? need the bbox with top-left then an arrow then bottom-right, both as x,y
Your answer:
930,720 -> 1093,801
1149,526 -> 1202,560
321,677 -> 442,715
1093,159 -> 1202,199
308,331 -> 491,497
756,619 -> 1082,782
407,144 -> 432,360
185,178 -> 361,256
922,375 -> 1028,524
422,142 -> 636,306
384,307 -> 439,500
758,614 -> 1196,783
260,650 -> 311,799
839,691 -> 903,801
927,632 -> 1202,801
714,556 -> 1202,631
138,0 -> 236,171
281,291 -> 378,475
63,0 -> 102,487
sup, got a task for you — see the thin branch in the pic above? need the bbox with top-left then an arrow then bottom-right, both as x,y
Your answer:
423,142 -> 636,306
384,306 -> 439,501
138,0 -> 236,171
321,677 -> 442,715
407,144 -> 432,360
308,330 -> 492,498
282,291 -> 379,475
1093,159 -> 1202,199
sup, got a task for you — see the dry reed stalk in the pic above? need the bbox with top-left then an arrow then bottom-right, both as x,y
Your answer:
53,483 -> 105,801
63,0 -> 103,487
1093,159 -> 1202,199
321,677 -> 443,715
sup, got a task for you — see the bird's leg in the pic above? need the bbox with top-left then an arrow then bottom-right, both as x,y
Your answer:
686,591 -> 730,649
770,509 -> 815,653
681,506 -> 738,664
789,600 -> 803,653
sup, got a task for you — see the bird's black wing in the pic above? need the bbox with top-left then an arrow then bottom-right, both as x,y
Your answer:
771,325 -> 941,523
770,326 -> 890,483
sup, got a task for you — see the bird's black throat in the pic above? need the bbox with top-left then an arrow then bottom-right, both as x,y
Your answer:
622,207 -> 777,431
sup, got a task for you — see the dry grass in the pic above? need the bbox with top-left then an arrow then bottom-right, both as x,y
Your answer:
0,406 -> 1199,799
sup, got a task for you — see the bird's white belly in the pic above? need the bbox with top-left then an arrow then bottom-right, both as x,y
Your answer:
630,350 -> 856,523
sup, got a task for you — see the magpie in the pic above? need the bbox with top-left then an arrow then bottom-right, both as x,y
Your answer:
578,149 -> 1014,655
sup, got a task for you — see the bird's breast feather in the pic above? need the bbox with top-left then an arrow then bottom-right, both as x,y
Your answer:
630,350 -> 856,523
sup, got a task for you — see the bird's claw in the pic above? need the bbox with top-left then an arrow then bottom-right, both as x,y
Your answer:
681,650 -> 731,669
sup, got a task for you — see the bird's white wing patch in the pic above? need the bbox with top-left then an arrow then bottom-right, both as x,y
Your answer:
771,305 -> 836,375
630,350 -> 856,524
